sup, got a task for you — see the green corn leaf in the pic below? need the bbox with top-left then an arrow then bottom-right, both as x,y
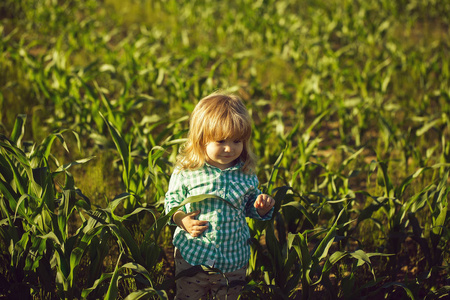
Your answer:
10,114 -> 26,146
265,221 -> 283,277
14,194 -> 35,226
0,150 -> 14,181
284,251 -> 302,294
394,165 -> 447,200
282,201 -> 315,227
39,231 -> 62,246
366,253 -> 394,259
265,150 -> 284,195
124,288 -> 168,300
380,282 -> 415,299
54,156 -> 96,173
54,247 -> 71,286
115,222 -> 144,264
424,286 -> 450,300
340,147 -> 365,171
122,262 -> 153,286
34,131 -> 70,161
81,271 -> 114,299
304,110 -> 329,139
272,185 -> 290,218
356,195 -> 389,225
381,69 -> 392,92
285,121 -> 300,141
377,161 -> 394,198
312,224 -> 336,263
310,209 -> 342,263
104,252 -> 123,300
322,251 -> 348,275
180,194 -> 238,210
0,195 -> 17,231
121,207 -> 157,222
304,138 -> 322,161
31,166 -> 47,197
287,232 -> 297,250
94,81 -> 114,118
289,232 -> 312,284
41,171 -> 56,212
162,138 -> 188,147
416,118 -> 441,136
0,138 -> 31,169
109,192 -> 133,214
101,112 -> 131,188
0,179 -> 18,215
350,249 -> 372,268
71,130 -> 82,153
12,231 -> 30,268
67,224 -> 106,289
432,185 -> 448,236
57,190 -> 71,241
1,150 -> 27,197
25,236 -> 47,271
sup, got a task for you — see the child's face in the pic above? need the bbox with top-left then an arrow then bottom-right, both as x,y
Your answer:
205,138 -> 243,170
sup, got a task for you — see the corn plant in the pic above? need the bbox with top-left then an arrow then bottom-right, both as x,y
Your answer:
77,193 -> 166,299
285,110 -> 328,194
2,0 -> 450,298
76,191 -> 235,298
0,115 -> 94,299
245,186 -> 302,299
406,171 -> 449,293
315,146 -> 365,240
357,160 -> 450,286
99,113 -> 182,212
287,208 -> 389,300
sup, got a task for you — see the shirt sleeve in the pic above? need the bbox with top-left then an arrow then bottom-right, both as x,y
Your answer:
164,169 -> 188,225
244,176 -> 274,221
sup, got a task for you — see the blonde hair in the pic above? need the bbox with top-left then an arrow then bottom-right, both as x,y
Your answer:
177,92 -> 257,173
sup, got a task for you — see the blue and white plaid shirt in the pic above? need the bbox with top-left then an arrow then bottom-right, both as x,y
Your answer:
165,162 -> 273,273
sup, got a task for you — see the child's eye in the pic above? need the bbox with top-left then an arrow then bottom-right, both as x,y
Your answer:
217,140 -> 225,144
234,140 -> 242,143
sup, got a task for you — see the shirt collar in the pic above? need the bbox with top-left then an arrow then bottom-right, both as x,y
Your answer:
205,160 -> 243,171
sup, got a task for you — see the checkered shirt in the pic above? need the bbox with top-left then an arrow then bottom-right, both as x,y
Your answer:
164,162 -> 273,273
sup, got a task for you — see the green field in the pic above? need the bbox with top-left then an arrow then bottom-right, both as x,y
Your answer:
1,0 -> 449,299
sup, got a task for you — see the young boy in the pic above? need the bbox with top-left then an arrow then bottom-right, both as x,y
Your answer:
165,92 -> 275,299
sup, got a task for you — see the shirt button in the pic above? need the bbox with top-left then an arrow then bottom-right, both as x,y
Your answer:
215,244 -> 220,249
217,209 -> 222,213
216,226 -> 220,230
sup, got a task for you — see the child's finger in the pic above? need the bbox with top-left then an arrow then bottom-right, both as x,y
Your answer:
254,194 -> 265,207
191,224 -> 208,237
195,220 -> 209,226
196,224 -> 208,231
259,196 -> 274,209
189,210 -> 201,217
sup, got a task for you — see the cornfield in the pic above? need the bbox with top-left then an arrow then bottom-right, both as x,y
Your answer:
1,0 -> 449,299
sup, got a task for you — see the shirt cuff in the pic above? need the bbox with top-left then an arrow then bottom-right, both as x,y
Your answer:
254,206 -> 274,221
169,208 -> 186,226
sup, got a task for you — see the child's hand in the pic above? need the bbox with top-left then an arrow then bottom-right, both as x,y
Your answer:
254,194 -> 275,217
174,210 -> 208,237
